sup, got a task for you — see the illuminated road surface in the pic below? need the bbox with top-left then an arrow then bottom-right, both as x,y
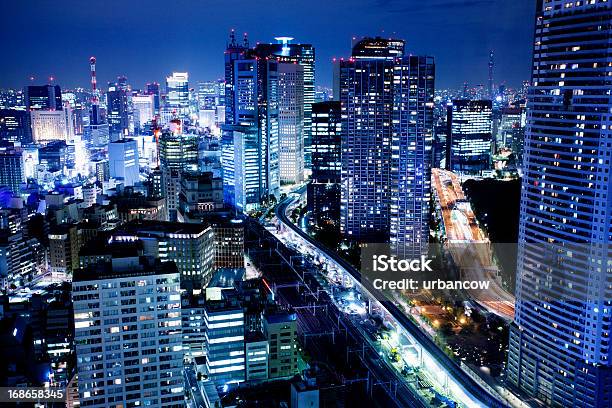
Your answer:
431,168 -> 515,320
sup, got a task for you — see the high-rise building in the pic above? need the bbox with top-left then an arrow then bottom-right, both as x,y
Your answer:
252,37 -> 315,170
159,128 -> 199,174
446,100 -> 493,174
222,125 -> 261,212
507,2 -> 612,407
48,224 -> 79,275
222,33 -> 280,209
497,107 -> 525,167
108,138 -> 140,186
132,94 -> 155,132
308,101 -> 341,227
177,172 -> 224,218
72,256 -> 183,408
0,109 -> 31,143
106,80 -> 129,140
245,334 -> 269,381
0,144 -> 24,194
146,82 -> 161,114
111,220 -> 215,290
25,85 -> 62,111
338,38 -> 434,256
30,110 -> 69,143
165,72 -> 189,117
278,63 -> 305,184
263,310 -> 298,379
0,229 -> 45,290
204,299 -> 245,384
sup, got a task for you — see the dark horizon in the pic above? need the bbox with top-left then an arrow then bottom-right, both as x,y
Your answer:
0,0 -> 535,90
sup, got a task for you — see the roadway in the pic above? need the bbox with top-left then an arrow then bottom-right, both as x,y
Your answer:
431,168 -> 515,319
274,188 -> 506,408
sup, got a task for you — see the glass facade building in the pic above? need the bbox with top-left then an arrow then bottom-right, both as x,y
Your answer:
338,38 -> 434,256
446,99 -> 493,174
507,1 -> 612,406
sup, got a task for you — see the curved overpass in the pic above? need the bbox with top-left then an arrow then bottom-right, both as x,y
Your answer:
275,191 -> 506,408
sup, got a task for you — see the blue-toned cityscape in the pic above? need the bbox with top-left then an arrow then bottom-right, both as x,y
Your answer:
0,0 -> 611,407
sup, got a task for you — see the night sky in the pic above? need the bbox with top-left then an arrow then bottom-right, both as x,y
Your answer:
0,0 -> 535,90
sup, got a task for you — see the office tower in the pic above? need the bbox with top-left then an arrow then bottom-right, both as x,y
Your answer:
198,81 -> 218,110
252,37 -> 315,169
112,220 -> 215,290
146,82 -> 161,114
106,80 -> 129,140
159,128 -> 199,174
22,146 -> 38,179
108,138 -> 140,186
245,334 -> 269,381
338,38 -> 434,256
30,110 -> 69,143
222,126 -> 260,212
263,310 -> 298,378
278,63 -> 305,184
92,159 -> 110,183
497,107 -> 525,166
204,300 -> 245,384
308,101 -> 341,227
0,229 -> 45,290
48,224 -> 79,275
507,2 -> 612,407
446,100 -> 493,174
177,172 -> 224,218
197,81 -> 218,129
38,141 -> 67,172
181,295 -> 207,358
72,256 -> 183,408
165,72 -> 189,117
185,213 -> 245,269
222,32 -> 280,210
0,144 -> 25,194
211,217 -> 244,269
0,109 -> 31,143
25,85 -> 62,111
132,94 -> 155,132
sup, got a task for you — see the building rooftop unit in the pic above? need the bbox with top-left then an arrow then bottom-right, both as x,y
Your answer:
72,255 -> 178,282
114,219 -> 210,237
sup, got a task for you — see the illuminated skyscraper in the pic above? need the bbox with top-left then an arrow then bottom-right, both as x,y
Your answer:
108,138 -> 139,187
165,72 -> 190,117
106,79 -> 129,141
278,63 -> 304,184
308,101 -> 341,227
25,85 -> 62,111
222,31 -> 280,209
446,99 -> 493,174
145,82 -> 161,114
30,110 -> 69,143
159,128 -> 199,174
507,1 -> 612,406
338,38 -> 434,256
0,144 -> 25,194
253,37 -> 315,170
72,256 -> 184,408
132,94 -> 155,132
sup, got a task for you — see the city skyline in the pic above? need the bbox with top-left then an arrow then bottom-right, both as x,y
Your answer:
1,1 -> 611,407
0,0 -> 534,89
